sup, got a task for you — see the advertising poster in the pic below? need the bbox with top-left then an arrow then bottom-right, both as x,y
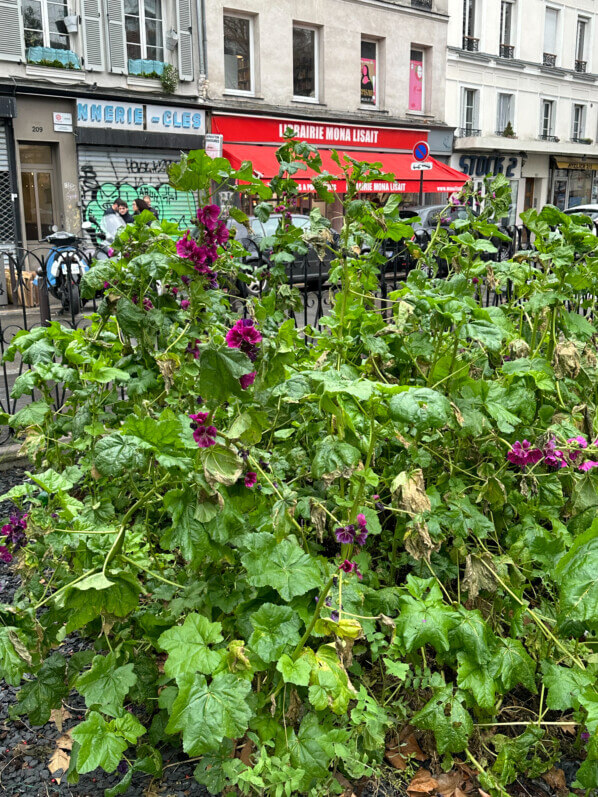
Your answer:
360,57 -> 376,105
409,56 -> 423,111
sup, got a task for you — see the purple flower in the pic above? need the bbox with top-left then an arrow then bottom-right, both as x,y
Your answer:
196,204 -> 220,231
180,299 -> 190,311
189,412 -> 217,448
117,760 -> 129,775
567,436 -> 588,461
507,440 -> 543,468
581,732 -> 591,743
239,371 -> 256,390
472,277 -> 479,284
335,526 -> 355,545
181,275 -> 190,285
103,281 -> 110,289
0,546 -> 12,563
186,339 -> 200,359
226,319 -> 262,360
214,221 -> 230,246
142,297 -> 153,311
355,530 -> 368,546
330,610 -> 339,622
107,247 -> 114,257
339,559 -> 356,574
244,472 -> 257,488
357,513 -> 367,528
579,460 -> 598,472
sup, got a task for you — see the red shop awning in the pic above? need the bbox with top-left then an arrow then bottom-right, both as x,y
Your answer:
223,144 -> 469,194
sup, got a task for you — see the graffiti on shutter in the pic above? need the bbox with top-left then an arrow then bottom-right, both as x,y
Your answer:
78,147 -> 197,228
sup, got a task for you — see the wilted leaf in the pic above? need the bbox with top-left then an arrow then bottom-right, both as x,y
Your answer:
50,707 -> 71,733
386,731 -> 426,771
407,768 -> 439,794
462,554 -> 497,598
541,767 -> 567,794
48,747 -> 70,784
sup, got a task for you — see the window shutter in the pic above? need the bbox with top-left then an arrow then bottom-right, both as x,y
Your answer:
176,0 -> 193,81
0,0 -> 24,62
106,0 -> 127,73
82,0 -> 104,70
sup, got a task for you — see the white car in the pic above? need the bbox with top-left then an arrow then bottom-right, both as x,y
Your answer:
563,204 -> 598,222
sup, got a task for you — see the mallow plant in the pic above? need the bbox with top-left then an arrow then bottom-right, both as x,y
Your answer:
1,140 -> 598,797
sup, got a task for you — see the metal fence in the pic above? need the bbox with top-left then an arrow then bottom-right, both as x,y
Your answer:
0,223 -> 592,446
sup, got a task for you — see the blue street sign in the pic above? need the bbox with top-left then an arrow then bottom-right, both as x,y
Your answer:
413,141 -> 430,162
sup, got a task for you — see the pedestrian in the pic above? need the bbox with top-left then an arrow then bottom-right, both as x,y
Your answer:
116,199 -> 134,224
143,194 -> 160,219
133,197 -> 156,220
101,198 -> 131,242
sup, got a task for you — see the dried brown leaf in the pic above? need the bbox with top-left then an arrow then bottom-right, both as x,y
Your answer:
553,341 -> 581,379
436,770 -> 464,796
407,768 -> 439,795
542,767 -> 567,794
49,708 -> 71,733
56,730 -> 73,751
48,747 -> 70,784
385,732 -> 426,771
310,501 -> 327,542
462,554 -> 496,599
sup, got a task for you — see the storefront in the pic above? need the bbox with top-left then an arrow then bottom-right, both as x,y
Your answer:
452,152 -> 522,224
211,113 -> 468,225
75,99 -> 206,230
550,158 -> 598,210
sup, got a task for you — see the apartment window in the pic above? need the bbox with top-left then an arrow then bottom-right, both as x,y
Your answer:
499,1 -> 514,57
19,145 -> 57,242
293,26 -> 318,100
409,48 -> 424,112
462,0 -> 478,50
544,8 -> 558,65
496,93 -> 514,134
541,99 -> 555,138
125,0 -> 163,62
575,18 -> 588,72
23,0 -> 69,50
461,88 -> 479,135
572,104 -> 586,140
224,15 -> 253,93
360,40 -> 377,106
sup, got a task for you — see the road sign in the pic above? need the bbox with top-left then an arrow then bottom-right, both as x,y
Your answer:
413,141 -> 430,161
411,161 -> 433,171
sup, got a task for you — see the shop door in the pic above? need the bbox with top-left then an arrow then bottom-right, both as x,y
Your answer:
77,148 -> 196,232
19,144 -> 59,247
523,178 -> 535,210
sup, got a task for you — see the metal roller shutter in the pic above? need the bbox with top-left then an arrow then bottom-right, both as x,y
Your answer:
77,146 -> 197,230
0,120 -> 18,305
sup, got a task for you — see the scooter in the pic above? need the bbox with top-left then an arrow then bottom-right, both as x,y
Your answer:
44,222 -> 94,316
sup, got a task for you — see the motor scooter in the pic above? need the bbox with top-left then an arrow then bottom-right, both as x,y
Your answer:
44,222 -> 94,316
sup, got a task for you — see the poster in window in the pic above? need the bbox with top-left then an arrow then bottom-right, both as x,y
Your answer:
409,54 -> 423,111
360,57 -> 376,105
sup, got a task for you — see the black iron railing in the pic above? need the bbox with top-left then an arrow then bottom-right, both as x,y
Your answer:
539,133 -> 559,142
411,0 -> 433,8
456,127 -> 481,137
496,129 -> 516,137
543,52 -> 557,67
462,36 -> 479,51
499,43 -> 514,58
575,59 -> 587,73
571,136 -> 591,144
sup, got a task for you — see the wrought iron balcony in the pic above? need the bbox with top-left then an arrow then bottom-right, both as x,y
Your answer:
496,128 -> 516,137
499,43 -> 514,58
543,52 -> 557,67
462,36 -> 479,52
411,0 -> 432,8
571,136 -> 592,144
456,127 -> 481,137
538,133 -> 559,142
575,59 -> 587,73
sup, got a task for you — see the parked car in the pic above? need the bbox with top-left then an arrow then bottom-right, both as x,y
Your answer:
563,204 -> 598,224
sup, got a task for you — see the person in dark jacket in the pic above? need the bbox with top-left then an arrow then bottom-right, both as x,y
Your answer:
143,194 -> 159,219
133,198 -> 157,220
116,200 -> 134,224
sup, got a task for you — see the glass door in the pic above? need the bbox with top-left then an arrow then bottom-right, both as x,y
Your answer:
19,144 -> 57,243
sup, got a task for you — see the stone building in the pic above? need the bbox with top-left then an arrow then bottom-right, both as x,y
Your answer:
446,0 -> 598,221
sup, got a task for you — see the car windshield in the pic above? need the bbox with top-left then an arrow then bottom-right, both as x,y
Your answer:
227,214 -> 311,239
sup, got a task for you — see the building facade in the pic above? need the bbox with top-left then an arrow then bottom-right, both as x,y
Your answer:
446,0 -> 598,221
0,0 -> 207,265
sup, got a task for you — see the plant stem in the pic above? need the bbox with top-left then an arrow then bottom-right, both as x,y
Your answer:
33,567 -> 99,610
121,555 -> 182,589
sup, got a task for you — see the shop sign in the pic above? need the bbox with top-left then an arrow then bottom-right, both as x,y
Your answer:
556,159 -> 598,171
146,105 -> 204,133
211,114 -> 426,151
53,112 -> 72,132
76,99 -> 205,134
205,133 -> 224,159
458,154 -> 519,178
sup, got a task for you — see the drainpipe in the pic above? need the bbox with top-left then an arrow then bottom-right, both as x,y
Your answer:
196,0 -> 208,99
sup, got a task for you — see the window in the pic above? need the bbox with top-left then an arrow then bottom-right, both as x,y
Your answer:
541,99 -> 555,138
462,0 -> 478,50
572,104 -> 586,140
461,87 -> 479,134
224,14 -> 253,93
23,0 -> 69,50
544,8 -> 558,64
125,0 -> 163,62
360,39 -> 377,106
497,92 -> 514,134
409,48 -> 424,112
575,18 -> 588,71
500,0 -> 514,57
19,145 -> 56,242
293,26 -> 318,100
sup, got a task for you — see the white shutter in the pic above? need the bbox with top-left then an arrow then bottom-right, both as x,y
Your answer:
82,0 -> 104,70
106,0 -> 127,73
0,0 -> 24,62
176,0 -> 193,81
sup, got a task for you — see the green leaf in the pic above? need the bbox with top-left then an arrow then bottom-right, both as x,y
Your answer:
112,713 -> 146,743
286,713 -> 337,781
309,370 -> 374,401
412,686 -> 473,754
249,603 -> 301,663
0,627 -> 29,686
554,520 -> 598,633
94,434 -> 147,476
11,654 -> 68,725
389,388 -> 452,433
122,416 -> 182,449
396,595 -> 458,653
203,444 -> 243,487
242,536 -> 321,600
28,468 -> 78,494
60,571 -> 142,633
276,653 -> 313,686
158,614 -> 224,678
383,659 -> 410,680
496,638 -> 537,693
463,320 -> 504,351
71,712 -> 128,774
76,652 -> 137,714
115,296 -> 146,336
457,653 -> 496,710
161,488 -> 207,562
165,672 -> 252,754
10,401 -> 51,428
199,346 -> 254,403
491,727 -> 544,785
541,662 -> 593,711
311,438 -> 361,479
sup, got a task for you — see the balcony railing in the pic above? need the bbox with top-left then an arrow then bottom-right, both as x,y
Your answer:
456,127 -> 481,137
543,52 -> 557,67
496,128 -> 516,137
462,36 -> 480,52
575,59 -> 587,73
571,136 -> 592,144
411,0 -> 432,8
499,43 -> 514,58
539,133 -> 559,142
